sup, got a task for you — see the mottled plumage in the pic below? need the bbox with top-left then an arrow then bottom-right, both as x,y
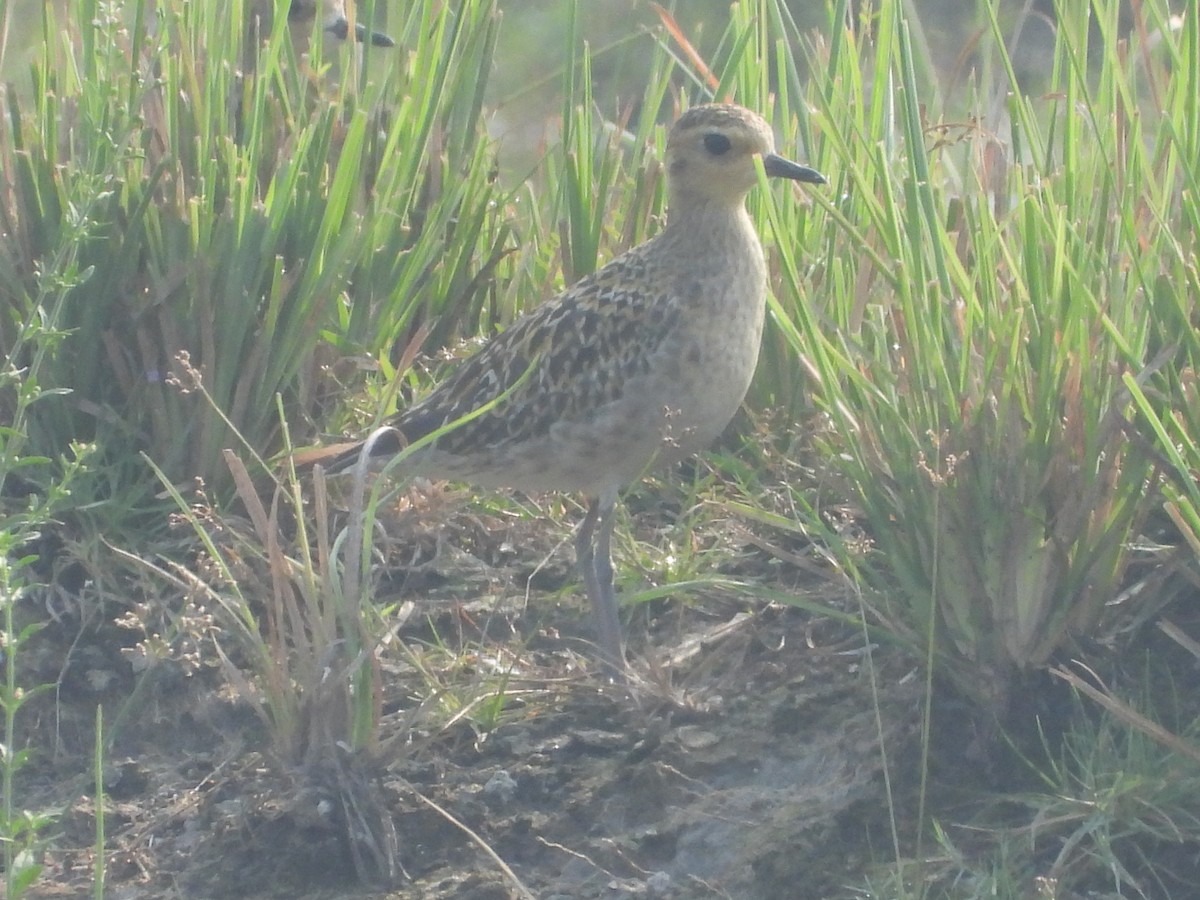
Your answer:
306,104 -> 825,677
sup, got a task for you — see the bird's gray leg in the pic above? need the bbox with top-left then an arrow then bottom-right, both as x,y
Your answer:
577,493 -> 625,679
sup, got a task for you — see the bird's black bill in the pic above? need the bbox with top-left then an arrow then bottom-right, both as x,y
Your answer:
355,21 -> 396,47
324,18 -> 396,47
763,154 -> 826,184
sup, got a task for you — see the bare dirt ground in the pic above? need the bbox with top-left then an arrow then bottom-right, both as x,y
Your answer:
18,474 -> 928,900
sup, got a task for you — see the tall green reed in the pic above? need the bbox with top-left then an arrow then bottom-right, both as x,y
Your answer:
762,0 -> 1194,717
0,0 -> 504,510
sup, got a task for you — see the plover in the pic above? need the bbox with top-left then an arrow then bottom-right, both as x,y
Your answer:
307,103 -> 824,678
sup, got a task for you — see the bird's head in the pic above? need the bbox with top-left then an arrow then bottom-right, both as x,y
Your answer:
664,103 -> 825,206
286,0 -> 395,47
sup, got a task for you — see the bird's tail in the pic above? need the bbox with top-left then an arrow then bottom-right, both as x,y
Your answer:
289,427 -> 408,475
289,441 -> 363,474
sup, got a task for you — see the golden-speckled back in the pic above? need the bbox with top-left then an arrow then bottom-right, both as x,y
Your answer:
315,104 -> 824,496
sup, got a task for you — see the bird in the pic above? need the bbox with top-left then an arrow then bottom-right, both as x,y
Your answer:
303,103 -> 825,678
250,1 -> 396,52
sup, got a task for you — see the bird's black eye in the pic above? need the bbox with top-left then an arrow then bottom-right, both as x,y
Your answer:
703,132 -> 732,156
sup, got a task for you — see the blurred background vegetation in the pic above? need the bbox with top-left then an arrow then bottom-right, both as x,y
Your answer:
2,0 -> 1065,160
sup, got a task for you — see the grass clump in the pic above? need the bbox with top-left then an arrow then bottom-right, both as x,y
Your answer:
886,675 -> 1200,899
1,0 -> 508,890
0,0 -> 505,512
146,440 -> 406,885
747,0 -> 1200,892
764,0 -> 1194,720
